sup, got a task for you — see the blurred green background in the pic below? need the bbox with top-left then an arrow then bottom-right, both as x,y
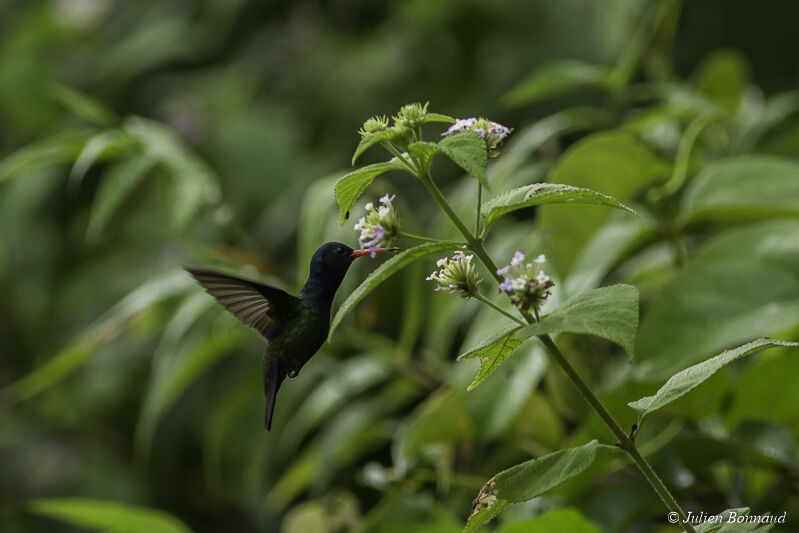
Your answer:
2,0 -> 799,532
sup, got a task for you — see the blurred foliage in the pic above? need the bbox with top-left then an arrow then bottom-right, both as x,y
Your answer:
2,0 -> 799,532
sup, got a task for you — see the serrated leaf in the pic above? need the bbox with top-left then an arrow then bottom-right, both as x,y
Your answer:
329,241 -> 461,338
503,60 -> 611,108
334,160 -> 406,227
481,183 -> 636,229
522,284 -> 639,358
458,327 -> 526,390
29,499 -> 193,533
629,338 -> 799,420
423,112 -> 455,124
351,130 -> 394,165
681,155 -> 799,221
465,441 -> 600,531
86,155 -> 156,241
438,131 -> 488,186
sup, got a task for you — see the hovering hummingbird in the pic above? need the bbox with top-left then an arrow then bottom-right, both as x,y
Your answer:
186,242 -> 398,431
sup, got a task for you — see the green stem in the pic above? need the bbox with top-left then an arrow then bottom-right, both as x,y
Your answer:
658,114 -> 713,197
475,182 -> 482,235
399,231 -> 446,243
420,168 -> 696,533
382,143 -> 419,175
473,293 -> 525,326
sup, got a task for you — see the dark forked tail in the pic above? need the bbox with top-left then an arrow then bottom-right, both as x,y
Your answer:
263,359 -> 285,431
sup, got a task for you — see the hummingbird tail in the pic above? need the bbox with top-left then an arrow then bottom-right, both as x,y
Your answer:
264,360 -> 284,431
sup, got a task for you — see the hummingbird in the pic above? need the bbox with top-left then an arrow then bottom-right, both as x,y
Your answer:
185,242 -> 398,431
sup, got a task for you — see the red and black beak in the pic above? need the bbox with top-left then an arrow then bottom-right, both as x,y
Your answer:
350,247 -> 401,258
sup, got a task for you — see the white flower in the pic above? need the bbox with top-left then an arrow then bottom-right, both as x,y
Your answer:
497,251 -> 554,312
442,116 -> 512,157
426,252 -> 481,298
355,194 -> 399,254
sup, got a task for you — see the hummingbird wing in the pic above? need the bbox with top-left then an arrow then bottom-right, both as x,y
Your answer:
185,268 -> 301,339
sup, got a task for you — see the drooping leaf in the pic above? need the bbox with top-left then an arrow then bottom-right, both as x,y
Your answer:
334,159 -> 406,227
635,220 -> 799,381
86,155 -> 156,241
329,241 -> 461,338
680,155 -> 799,221
503,60 -> 611,108
458,327 -> 526,391
481,183 -> 636,230
629,338 -> 799,421
29,499 -> 193,533
438,131 -> 488,187
465,441 -> 600,532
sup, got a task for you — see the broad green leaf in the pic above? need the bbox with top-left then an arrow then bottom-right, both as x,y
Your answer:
458,327 -> 526,391
351,130 -> 393,165
694,508 -> 777,533
481,183 -> 636,230
635,220 -> 799,381
407,141 -> 439,169
503,60 -> 611,108
329,241 -> 461,338
401,389 -> 474,460
539,131 -> 666,275
681,155 -> 799,221
29,499 -> 192,533
86,155 -> 156,241
438,131 -> 488,187
496,508 -> 601,533
334,159 -> 406,227
522,284 -> 639,358
0,130 -> 92,182
629,338 -> 799,420
44,82 -> 118,127
0,271 -> 192,405
459,285 -> 638,389
125,117 -> 221,230
423,112 -> 455,124
465,441 -> 600,532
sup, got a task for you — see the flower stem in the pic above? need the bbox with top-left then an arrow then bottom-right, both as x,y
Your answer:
473,293 -> 525,326
475,182 -> 482,235
399,231 -> 446,243
420,168 -> 696,533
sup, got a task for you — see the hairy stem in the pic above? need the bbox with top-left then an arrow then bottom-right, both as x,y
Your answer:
422,169 -> 696,533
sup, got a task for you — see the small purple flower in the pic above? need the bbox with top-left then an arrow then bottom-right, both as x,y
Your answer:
442,116 -> 512,157
373,224 -> 385,240
356,194 -> 399,252
496,251 -> 554,312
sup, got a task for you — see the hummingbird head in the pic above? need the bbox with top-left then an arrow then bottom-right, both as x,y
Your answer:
302,242 -> 398,301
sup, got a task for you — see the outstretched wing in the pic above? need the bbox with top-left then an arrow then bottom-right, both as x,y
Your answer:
185,267 -> 301,339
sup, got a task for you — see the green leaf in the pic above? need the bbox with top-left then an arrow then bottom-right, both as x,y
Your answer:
635,220 -> 799,381
0,271 -> 192,406
401,389 -> 475,460
522,284 -> 639,358
694,508 -> 777,533
459,285 -> 639,389
503,60 -> 611,108
351,130 -> 393,165
496,508 -> 601,533
69,129 -> 137,188
539,131 -> 666,275
681,155 -> 799,221
334,160 -> 406,227
693,49 -> 751,114
481,183 -> 636,230
43,82 -> 118,127
424,112 -> 455,124
86,155 -> 156,241
29,499 -> 193,533
438,131 -> 488,187
407,141 -> 440,170
0,130 -> 92,182
629,338 -> 799,420
465,441 -> 600,532
329,241 -> 461,339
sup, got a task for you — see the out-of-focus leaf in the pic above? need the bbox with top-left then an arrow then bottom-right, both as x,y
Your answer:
459,285 -> 638,389
465,441 -> 600,532
503,60 -> 611,108
0,271 -> 192,405
693,49 -> 751,114
0,130 -> 92,182
480,183 -> 636,230
680,155 -> 799,221
69,129 -> 137,188
497,508 -> 601,533
629,338 -> 798,421
329,241 -> 461,339
401,389 -> 474,460
125,117 -> 220,230
335,159 -> 406,227
539,131 -> 666,275
438,131 -> 488,187
43,82 -> 117,127
29,498 -> 193,533
635,220 -> 799,382
297,175 -> 341,287
86,155 -> 156,241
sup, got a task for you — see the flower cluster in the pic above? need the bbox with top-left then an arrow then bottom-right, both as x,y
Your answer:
426,252 -> 480,298
354,194 -> 399,257
358,103 -> 430,149
497,252 -> 554,311
442,117 -> 512,157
